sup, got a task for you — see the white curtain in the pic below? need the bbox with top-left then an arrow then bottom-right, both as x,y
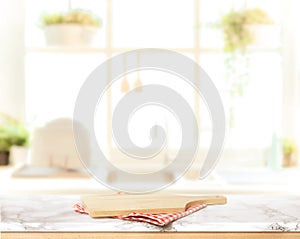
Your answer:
281,0 -> 300,140
0,0 -> 25,120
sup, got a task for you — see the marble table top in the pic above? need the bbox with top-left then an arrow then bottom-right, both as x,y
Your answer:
1,194 -> 300,232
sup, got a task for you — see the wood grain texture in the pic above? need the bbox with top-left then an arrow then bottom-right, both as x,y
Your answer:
2,232 -> 300,239
81,194 -> 227,218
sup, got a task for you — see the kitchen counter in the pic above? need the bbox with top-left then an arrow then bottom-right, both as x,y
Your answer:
1,194 -> 300,238
2,166 -> 300,195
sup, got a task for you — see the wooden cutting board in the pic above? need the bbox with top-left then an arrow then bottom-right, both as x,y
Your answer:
81,194 -> 226,218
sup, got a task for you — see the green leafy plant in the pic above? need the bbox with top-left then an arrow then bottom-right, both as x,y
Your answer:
221,8 -> 273,53
0,113 -> 29,152
41,10 -> 102,27
220,8 -> 273,128
282,138 -> 297,156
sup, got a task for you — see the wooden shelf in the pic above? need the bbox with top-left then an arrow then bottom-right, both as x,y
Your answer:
25,46 -> 108,54
25,46 -> 199,54
25,46 -> 281,54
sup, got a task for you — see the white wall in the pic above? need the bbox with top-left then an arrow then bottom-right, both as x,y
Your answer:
0,0 -> 25,120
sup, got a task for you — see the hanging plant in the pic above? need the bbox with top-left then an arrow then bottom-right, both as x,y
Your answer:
219,8 -> 274,128
220,8 -> 274,53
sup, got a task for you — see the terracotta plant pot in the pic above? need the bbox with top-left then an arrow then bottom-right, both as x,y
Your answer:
0,151 -> 9,166
282,153 -> 297,167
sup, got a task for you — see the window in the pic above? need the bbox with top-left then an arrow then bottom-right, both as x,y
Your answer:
25,0 -> 285,171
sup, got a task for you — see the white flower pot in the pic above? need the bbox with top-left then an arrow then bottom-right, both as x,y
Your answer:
245,24 -> 280,48
9,146 -> 29,166
43,24 -> 99,46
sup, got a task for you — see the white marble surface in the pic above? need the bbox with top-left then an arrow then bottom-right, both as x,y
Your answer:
1,194 -> 300,232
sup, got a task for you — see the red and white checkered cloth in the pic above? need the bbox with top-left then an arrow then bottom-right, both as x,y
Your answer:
73,203 -> 207,226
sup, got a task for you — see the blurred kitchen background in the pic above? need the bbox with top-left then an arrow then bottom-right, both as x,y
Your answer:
0,0 -> 300,195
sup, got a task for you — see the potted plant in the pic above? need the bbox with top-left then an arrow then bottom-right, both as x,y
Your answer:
0,114 -> 29,166
40,10 -> 102,46
220,8 -> 276,53
282,138 -> 298,167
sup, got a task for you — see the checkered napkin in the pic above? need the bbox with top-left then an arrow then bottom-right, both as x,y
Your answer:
73,203 -> 207,226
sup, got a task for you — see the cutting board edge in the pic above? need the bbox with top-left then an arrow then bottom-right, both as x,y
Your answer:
81,195 -> 227,218
88,207 -> 193,218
